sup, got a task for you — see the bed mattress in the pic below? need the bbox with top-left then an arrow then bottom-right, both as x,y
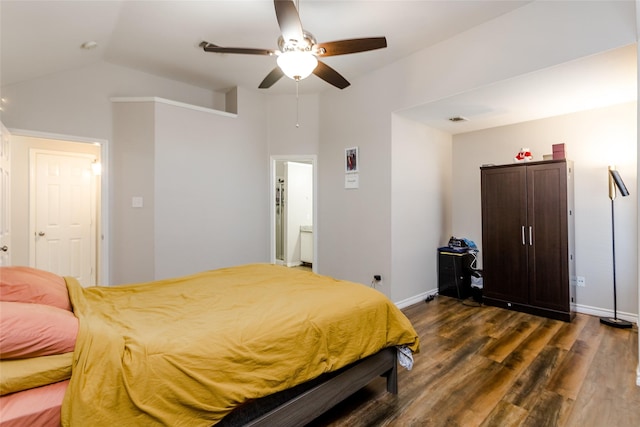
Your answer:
0,380 -> 68,427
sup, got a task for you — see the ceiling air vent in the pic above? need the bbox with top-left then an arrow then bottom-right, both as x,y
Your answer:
448,116 -> 468,122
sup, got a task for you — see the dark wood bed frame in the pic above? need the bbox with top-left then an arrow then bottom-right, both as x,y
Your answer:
220,347 -> 398,426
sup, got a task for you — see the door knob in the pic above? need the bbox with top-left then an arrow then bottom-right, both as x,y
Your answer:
38,231 -> 45,236
0,246 -> 7,252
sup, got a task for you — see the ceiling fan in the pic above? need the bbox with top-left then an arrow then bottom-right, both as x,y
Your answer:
199,0 -> 387,90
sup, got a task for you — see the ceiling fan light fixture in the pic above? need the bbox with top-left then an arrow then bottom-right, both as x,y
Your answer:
201,2 -> 386,90
277,50 -> 318,81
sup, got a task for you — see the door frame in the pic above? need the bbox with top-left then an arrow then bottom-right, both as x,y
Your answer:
270,155 -> 317,272
0,123 -> 11,266
10,128 -> 110,285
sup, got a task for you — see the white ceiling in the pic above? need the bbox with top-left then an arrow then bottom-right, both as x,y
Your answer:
1,0 -> 636,134
399,44 -> 638,134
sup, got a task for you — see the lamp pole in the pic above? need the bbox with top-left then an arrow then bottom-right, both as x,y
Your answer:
599,166 -> 632,329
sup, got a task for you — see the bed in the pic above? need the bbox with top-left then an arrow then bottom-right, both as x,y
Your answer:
0,264 -> 419,426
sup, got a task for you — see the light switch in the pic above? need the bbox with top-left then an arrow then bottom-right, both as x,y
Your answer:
132,196 -> 143,208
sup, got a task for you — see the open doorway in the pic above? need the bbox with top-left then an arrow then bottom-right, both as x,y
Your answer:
271,155 -> 317,272
9,130 -> 108,286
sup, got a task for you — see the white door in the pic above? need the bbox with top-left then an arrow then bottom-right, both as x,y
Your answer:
31,150 -> 96,285
0,123 -> 11,266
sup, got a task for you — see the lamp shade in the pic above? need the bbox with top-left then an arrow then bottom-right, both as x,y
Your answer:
277,51 -> 318,81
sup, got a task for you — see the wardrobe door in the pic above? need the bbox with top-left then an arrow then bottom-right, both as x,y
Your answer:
481,166 -> 528,304
526,162 -> 569,312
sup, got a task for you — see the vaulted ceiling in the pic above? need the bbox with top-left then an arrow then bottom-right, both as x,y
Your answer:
0,0 -> 533,93
1,1 -> 636,134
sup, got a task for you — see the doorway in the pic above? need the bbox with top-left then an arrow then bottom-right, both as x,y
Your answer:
271,155 -> 317,271
9,130 -> 108,285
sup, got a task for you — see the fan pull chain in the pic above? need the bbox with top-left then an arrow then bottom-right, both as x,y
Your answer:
296,80 -> 300,128
294,0 -> 301,127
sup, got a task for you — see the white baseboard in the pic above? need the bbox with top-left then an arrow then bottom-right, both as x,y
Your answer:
395,289 -> 437,309
574,303 -> 638,325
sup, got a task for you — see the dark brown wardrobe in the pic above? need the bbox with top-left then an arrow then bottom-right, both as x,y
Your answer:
480,160 -> 575,321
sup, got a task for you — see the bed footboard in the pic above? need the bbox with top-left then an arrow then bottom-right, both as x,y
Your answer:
245,347 -> 398,427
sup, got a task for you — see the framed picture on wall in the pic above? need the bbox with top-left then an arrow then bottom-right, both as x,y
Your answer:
345,147 -> 359,173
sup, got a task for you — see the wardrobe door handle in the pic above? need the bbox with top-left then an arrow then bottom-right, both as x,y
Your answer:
521,226 -> 525,245
529,226 -> 533,246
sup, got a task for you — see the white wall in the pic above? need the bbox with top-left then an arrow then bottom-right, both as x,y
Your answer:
111,101 -> 156,284
266,94 -> 320,156
319,77 -> 394,289
154,92 -> 269,280
391,115 -> 453,304
637,33 -> 640,386
111,92 -> 270,284
452,102 -> 638,318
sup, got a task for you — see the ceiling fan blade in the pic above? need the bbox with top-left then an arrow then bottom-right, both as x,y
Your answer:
259,67 -> 285,89
200,42 -> 275,56
313,61 -> 350,90
274,0 -> 304,42
315,37 -> 387,57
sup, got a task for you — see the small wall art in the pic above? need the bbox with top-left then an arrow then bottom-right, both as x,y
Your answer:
345,147 -> 359,173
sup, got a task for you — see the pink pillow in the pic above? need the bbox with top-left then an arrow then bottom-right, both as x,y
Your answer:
0,301 -> 78,359
0,267 -> 71,311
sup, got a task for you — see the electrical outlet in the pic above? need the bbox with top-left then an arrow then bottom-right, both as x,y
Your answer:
576,276 -> 586,287
371,275 -> 382,288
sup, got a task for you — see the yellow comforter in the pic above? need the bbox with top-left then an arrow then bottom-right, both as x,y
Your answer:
61,264 -> 419,426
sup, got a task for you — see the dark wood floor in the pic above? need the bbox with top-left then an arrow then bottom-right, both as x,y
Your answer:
307,295 -> 640,427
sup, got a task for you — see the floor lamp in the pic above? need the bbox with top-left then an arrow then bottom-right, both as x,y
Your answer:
599,166 -> 632,329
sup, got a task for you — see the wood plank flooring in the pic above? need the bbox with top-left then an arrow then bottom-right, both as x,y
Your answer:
307,296 -> 640,427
